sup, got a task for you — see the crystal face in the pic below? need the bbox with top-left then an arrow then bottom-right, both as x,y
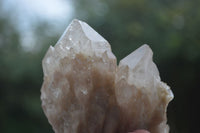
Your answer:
41,19 -> 174,133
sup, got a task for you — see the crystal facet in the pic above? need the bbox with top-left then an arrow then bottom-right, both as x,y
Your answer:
41,19 -> 173,133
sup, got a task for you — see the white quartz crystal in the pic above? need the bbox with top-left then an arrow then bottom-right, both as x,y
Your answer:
41,19 -> 173,133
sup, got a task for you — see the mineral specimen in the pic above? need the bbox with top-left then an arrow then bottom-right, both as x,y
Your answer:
41,19 -> 174,133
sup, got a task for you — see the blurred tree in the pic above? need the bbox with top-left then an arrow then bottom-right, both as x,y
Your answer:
0,2 -> 56,132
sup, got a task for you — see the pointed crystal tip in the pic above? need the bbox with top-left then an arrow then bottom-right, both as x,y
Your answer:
119,44 -> 152,69
58,19 -> 107,44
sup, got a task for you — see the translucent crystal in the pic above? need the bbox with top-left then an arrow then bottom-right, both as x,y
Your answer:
115,44 -> 173,133
41,19 -> 173,133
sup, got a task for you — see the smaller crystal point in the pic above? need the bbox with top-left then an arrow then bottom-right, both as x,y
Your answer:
41,19 -> 173,133
115,44 -> 173,133
118,44 -> 160,87
120,44 -> 152,70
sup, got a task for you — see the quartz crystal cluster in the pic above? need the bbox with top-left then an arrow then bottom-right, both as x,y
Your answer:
41,19 -> 174,133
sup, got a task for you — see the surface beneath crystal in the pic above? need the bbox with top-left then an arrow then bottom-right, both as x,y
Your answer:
41,19 -> 173,133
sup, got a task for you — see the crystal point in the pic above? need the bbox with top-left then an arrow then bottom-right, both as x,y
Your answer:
41,19 -> 173,133
116,44 -> 173,133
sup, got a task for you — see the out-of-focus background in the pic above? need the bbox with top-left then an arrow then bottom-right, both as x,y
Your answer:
0,0 -> 200,132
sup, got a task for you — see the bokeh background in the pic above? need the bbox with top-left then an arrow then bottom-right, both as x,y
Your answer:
0,0 -> 200,132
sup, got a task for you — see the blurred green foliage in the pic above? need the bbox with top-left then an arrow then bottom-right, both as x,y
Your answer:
0,0 -> 200,133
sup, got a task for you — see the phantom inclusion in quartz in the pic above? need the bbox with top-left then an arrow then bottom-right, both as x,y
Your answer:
41,19 -> 174,133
